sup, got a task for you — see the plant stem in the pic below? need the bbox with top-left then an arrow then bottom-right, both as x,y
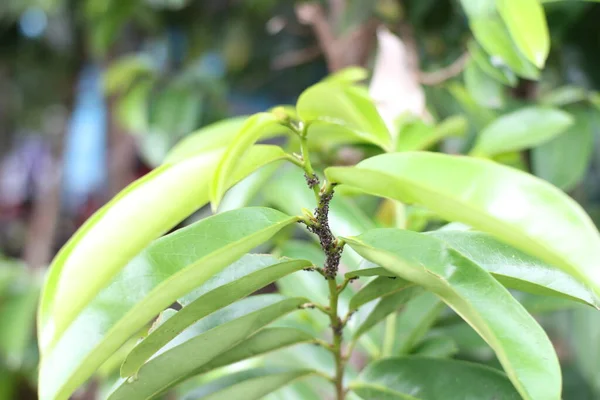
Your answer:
328,277 -> 345,400
300,135 -> 321,201
296,133 -> 348,400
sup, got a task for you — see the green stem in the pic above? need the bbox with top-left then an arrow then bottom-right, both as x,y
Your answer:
300,135 -> 321,201
296,127 -> 348,400
328,278 -> 345,400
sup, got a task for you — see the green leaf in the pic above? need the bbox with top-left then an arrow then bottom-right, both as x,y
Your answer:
218,164 -> 280,212
324,66 -> 368,84
353,287 -> 423,339
39,145 -> 288,351
430,230 -> 600,308
351,357 -> 520,399
349,277 -> 412,310
344,229 -> 561,400
470,107 -> 573,156
210,113 -> 291,209
179,368 -> 316,400
120,254 -> 311,376
532,107 -> 595,191
38,208 -> 298,400
191,327 -> 315,376
394,293 -> 444,355
470,17 -> 539,79
164,117 -> 248,164
464,60 -> 505,109
276,241 -> 330,307
468,40 -> 517,86
517,293 -> 580,313
396,116 -> 467,152
108,295 -> 308,399
326,152 -> 600,299
297,82 -> 392,151
496,0 -> 550,68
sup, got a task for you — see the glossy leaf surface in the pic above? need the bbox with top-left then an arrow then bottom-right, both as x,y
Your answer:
470,17 -> 539,79
39,145 -> 289,350
121,254 -> 311,376
471,107 -> 573,156
297,82 -> 392,150
344,229 -> 561,400
108,295 -> 307,399
326,152 -> 600,298
351,357 -> 520,399
430,230 -> 600,307
497,0 -> 550,68
39,208 -> 298,400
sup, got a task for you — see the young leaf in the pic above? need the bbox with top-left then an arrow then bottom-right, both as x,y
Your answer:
344,229 -> 561,400
178,368 -> 317,400
38,208 -> 298,400
326,152 -> 600,298
323,66 -> 368,84
164,116 -> 248,164
496,0 -> 550,68
120,254 -> 312,376
470,17 -> 539,79
108,295 -> 308,400
38,144 -> 288,351
430,230 -> 600,308
297,82 -> 392,151
210,112 -> 291,209
470,107 -> 573,156
351,357 -> 520,399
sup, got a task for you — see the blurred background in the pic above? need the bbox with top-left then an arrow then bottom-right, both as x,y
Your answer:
1,0 -> 600,399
